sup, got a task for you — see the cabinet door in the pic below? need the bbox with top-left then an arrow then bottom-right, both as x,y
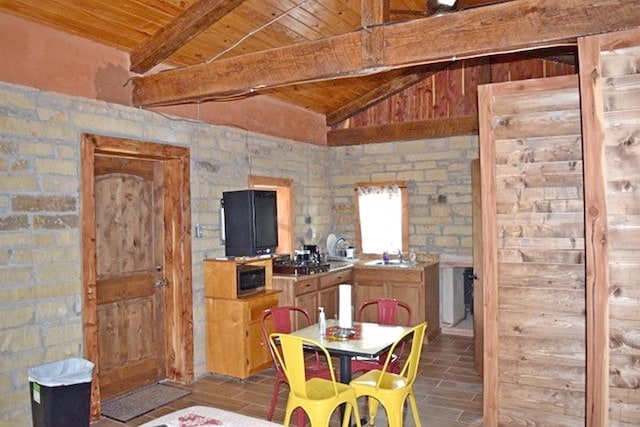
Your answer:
319,285 -> 339,319
387,282 -> 423,325
247,320 -> 270,373
319,269 -> 353,320
294,291 -> 318,327
354,281 -> 385,323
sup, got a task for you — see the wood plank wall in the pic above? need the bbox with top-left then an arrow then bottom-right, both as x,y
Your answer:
333,55 -> 575,129
598,38 -> 640,426
479,75 -> 586,425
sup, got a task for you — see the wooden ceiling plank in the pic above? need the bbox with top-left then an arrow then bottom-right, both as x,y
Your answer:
130,0 -> 249,73
273,0 -> 354,38
132,0 -> 640,107
326,65 -> 446,125
327,116 -> 479,145
3,0 -> 147,49
315,0 -> 361,28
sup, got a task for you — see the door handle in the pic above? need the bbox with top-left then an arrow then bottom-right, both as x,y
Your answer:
155,264 -> 163,272
154,278 -> 167,288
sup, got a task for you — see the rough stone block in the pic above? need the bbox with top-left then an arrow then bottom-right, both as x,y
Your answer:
0,267 -> 32,286
16,141 -> 54,157
0,215 -> 28,231
34,159 -> 77,175
42,323 -> 82,347
11,196 -> 76,212
35,299 -> 72,322
33,214 -> 79,229
0,175 -> 38,191
0,305 -> 33,329
35,262 -> 80,284
0,326 -> 41,353
435,236 -> 460,247
0,141 -> 17,154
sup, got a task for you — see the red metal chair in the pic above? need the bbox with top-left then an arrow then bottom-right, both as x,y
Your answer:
352,298 -> 412,376
261,306 -> 333,425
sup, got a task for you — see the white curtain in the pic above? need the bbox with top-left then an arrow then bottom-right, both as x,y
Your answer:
358,185 -> 402,254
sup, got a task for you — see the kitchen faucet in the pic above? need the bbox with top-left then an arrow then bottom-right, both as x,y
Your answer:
397,249 -> 403,263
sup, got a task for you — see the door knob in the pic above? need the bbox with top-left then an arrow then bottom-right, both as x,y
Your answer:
155,264 -> 163,272
155,278 -> 167,288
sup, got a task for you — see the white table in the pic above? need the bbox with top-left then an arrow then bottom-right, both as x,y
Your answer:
290,318 -> 410,384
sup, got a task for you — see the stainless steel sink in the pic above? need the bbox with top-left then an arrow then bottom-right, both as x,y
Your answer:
328,261 -> 350,270
364,259 -> 416,268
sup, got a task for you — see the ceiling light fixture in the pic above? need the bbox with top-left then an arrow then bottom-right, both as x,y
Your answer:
427,0 -> 458,14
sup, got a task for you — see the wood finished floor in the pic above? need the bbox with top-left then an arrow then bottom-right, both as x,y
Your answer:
92,334 -> 481,427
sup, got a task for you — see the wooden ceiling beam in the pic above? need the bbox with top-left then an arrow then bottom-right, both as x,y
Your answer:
327,116 -> 479,146
361,0 -> 389,67
132,0 -> 640,107
326,65 -> 446,126
130,0 -> 247,74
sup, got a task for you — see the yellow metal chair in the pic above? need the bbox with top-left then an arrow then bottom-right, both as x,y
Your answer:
269,333 -> 362,427
349,322 -> 427,427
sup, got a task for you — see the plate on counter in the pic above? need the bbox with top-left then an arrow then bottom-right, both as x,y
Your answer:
326,233 -> 337,257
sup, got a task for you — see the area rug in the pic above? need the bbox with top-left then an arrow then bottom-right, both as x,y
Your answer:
101,383 -> 191,422
138,405 -> 281,427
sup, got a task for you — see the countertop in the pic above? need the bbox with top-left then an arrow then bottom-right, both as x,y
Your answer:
353,252 -> 438,268
272,253 -> 439,278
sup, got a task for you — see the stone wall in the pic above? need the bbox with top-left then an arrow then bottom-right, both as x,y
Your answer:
330,136 -> 478,264
0,81 -> 329,424
0,80 -> 476,424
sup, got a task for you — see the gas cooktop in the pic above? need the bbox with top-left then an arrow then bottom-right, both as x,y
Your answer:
272,259 -> 330,275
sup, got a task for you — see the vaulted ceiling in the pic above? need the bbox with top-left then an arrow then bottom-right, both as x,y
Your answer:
2,0 -> 639,126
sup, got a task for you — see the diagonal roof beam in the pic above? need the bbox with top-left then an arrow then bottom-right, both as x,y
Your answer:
130,0 -> 248,74
326,65 -> 446,126
132,0 -> 640,107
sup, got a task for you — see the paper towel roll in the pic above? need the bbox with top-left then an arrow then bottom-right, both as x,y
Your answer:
338,284 -> 352,329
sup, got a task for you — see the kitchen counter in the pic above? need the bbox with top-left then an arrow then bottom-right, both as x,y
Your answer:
272,260 -> 354,278
352,253 -> 440,270
352,253 -> 441,339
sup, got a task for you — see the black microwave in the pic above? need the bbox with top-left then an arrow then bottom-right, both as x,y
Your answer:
236,264 -> 266,298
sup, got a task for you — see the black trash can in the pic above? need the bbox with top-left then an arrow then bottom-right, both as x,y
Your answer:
463,268 -> 474,316
28,358 -> 94,427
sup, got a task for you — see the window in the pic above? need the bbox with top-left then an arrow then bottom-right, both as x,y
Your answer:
355,181 -> 409,254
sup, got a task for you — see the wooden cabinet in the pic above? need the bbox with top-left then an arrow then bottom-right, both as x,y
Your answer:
204,258 -> 279,379
294,276 -> 318,327
354,263 -> 440,340
272,267 -> 354,327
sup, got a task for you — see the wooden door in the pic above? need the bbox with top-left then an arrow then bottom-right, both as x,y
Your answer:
578,28 -> 640,427
82,134 -> 193,420
478,75 -> 585,426
471,158 -> 483,374
94,155 -> 166,399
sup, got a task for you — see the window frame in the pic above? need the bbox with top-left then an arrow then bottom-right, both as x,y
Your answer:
354,180 -> 409,255
249,175 -> 294,256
